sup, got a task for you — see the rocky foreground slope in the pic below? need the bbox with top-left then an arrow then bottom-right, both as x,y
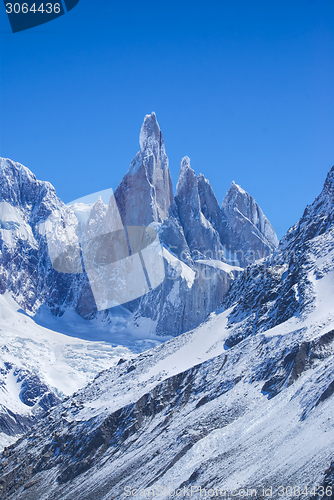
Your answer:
0,168 -> 333,499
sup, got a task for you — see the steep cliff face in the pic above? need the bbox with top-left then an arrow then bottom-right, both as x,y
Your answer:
197,172 -> 225,236
114,112 -> 174,227
221,180 -> 278,266
220,165 -> 334,349
175,157 -> 223,261
281,165 -> 334,253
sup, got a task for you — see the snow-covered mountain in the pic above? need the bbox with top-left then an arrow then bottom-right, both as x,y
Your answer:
221,180 -> 279,265
75,112 -> 278,336
0,157 -> 89,317
0,113 -> 278,453
0,165 -> 333,499
0,113 -> 277,337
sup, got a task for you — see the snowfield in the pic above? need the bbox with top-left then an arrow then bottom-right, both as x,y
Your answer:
0,292 -> 166,450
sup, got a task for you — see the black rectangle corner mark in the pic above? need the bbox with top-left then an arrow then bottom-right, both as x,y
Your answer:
2,0 -> 80,33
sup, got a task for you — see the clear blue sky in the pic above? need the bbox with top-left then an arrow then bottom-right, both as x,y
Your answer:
0,0 -> 333,239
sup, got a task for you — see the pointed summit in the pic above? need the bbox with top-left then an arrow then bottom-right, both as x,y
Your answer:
318,165 -> 334,205
139,112 -> 164,153
227,180 -> 246,196
222,181 -> 278,249
114,113 -> 174,226
175,157 -> 223,260
175,156 -> 196,199
84,196 -> 108,240
220,181 -> 278,265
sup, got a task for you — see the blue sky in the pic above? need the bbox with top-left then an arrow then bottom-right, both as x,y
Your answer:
0,0 -> 333,239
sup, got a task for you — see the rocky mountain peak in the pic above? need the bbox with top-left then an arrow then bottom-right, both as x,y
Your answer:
86,196 -> 105,222
114,113 -> 174,226
222,180 -> 278,250
175,157 -> 224,260
229,180 -> 245,193
180,155 -> 191,170
324,165 -> 334,191
222,180 -> 252,213
197,173 -> 222,234
139,112 -> 164,153
84,196 -> 109,240
175,156 -> 197,200
0,157 -> 56,213
304,165 -> 334,216
319,165 -> 334,208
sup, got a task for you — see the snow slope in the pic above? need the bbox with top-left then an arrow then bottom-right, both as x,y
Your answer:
1,247 -> 334,498
0,292 -> 166,450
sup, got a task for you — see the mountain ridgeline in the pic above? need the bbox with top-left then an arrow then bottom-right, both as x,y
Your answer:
0,112 -> 278,337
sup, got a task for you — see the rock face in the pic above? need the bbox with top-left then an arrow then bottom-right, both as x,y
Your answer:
0,165 -> 334,499
114,112 -> 174,227
281,165 -> 334,253
221,165 -> 334,349
112,115 -> 278,336
221,180 -> 278,266
175,157 -> 223,261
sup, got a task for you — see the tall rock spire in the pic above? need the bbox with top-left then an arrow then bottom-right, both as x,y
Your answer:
222,181 -> 278,248
175,157 -> 223,260
114,112 -> 174,227
221,181 -> 278,265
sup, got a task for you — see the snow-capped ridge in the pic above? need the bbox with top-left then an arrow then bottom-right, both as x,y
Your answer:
324,165 -> 334,193
281,165 -> 334,253
0,157 -> 57,211
311,165 -> 334,212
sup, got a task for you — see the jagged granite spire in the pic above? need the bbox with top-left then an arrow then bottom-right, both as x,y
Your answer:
139,111 -> 164,152
175,156 -> 200,221
222,181 -> 279,251
114,112 -> 174,226
175,157 -> 223,260
197,172 -> 224,235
